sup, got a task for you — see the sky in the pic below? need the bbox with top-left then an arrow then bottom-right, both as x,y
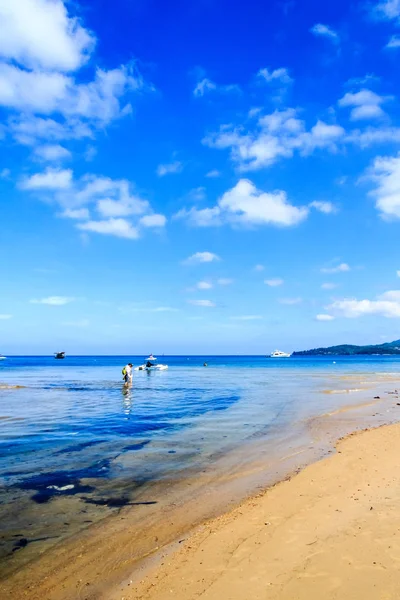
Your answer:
1,0 -> 400,354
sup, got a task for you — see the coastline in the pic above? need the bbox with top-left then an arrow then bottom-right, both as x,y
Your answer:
1,382 -> 400,599
124,419 -> 400,600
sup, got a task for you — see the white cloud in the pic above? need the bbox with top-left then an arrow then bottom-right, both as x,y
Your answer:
327,293 -> 400,318
156,161 -> 183,176
0,63 -> 142,123
177,179 -> 309,228
77,218 -> 139,239
184,251 -> 221,264
265,278 -> 284,287
217,278 -> 233,285
321,282 -> 338,290
257,67 -> 293,85
0,168 -> 10,179
321,262 -> 350,274
346,126 -> 400,148
60,207 -> 89,220
230,315 -> 263,320
9,115 -> 92,145
316,314 -> 335,321
193,77 -> 239,97
0,0 -> 95,72
204,108 -> 345,171
20,170 -> 163,239
397,270 -> 400,277
0,314 -> 12,319
309,200 -> 337,214
174,206 -> 222,227
30,296 -> 74,305
206,169 -> 221,178
139,214 -> 167,228
372,0 -> 400,21
254,264 -> 265,272
196,281 -> 213,290
339,89 -> 390,121
219,179 -> 308,226
367,153 -> 400,219
20,167 -> 72,190
279,297 -> 302,305
34,144 -> 71,161
386,35 -> 400,48
310,23 -> 339,43
193,78 -> 217,97
188,299 -> 216,307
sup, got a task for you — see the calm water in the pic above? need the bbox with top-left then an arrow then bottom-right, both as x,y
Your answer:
1,354 -> 400,568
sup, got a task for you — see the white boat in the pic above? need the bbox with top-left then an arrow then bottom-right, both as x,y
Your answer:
0,355 -> 6,360
269,350 -> 291,358
134,364 -> 168,371
134,355 -> 168,371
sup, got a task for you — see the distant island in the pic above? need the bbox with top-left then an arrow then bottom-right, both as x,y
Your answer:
293,339 -> 400,356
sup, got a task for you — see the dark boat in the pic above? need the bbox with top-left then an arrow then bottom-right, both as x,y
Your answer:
54,351 -> 66,359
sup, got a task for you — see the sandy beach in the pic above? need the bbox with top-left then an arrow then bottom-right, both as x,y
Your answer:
2,385 -> 400,600
120,421 -> 400,600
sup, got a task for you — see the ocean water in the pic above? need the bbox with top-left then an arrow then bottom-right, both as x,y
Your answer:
1,354 -> 400,572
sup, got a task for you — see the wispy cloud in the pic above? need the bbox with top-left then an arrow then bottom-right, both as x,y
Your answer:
206,169 -> 221,178
254,264 -> 265,272
217,278 -> 233,285
310,23 -> 339,44
309,201 -> 338,214
0,314 -> 12,319
193,78 -> 240,97
156,161 -> 183,177
184,251 -> 221,264
327,290 -> 400,318
265,278 -> 284,287
320,263 -> 350,274
316,314 -> 335,321
30,296 -> 75,305
78,218 -> 139,239
188,299 -> 216,307
321,283 -> 338,290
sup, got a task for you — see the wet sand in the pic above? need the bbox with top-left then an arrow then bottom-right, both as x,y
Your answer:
1,386 -> 400,599
118,420 -> 400,600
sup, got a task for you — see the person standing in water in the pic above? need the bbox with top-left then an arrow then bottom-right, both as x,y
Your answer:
122,363 -> 133,385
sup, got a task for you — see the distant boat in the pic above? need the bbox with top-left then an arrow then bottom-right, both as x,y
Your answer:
54,351 -> 66,359
0,354 -> 6,360
269,350 -> 291,358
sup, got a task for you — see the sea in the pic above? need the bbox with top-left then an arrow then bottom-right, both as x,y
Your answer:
1,354 -> 400,578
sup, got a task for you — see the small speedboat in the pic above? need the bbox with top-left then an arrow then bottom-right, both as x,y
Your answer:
268,350 -> 291,358
135,364 -> 168,371
134,355 -> 168,371
54,351 -> 66,359
0,355 -> 6,360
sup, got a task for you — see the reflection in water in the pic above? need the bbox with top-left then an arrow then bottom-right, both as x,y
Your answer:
122,384 -> 133,417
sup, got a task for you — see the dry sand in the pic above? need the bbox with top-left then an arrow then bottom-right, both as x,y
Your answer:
118,422 -> 400,600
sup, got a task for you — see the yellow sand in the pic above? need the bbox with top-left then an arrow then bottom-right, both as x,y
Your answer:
120,423 -> 400,600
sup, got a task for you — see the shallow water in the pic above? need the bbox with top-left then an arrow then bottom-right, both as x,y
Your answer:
1,355 -> 400,573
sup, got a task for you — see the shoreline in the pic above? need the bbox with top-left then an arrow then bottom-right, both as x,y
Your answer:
1,382 -> 400,599
124,419 -> 400,600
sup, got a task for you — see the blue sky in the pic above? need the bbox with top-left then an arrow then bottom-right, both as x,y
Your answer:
2,0 -> 400,354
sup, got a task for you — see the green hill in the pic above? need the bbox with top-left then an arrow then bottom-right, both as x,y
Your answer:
293,339 -> 400,356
